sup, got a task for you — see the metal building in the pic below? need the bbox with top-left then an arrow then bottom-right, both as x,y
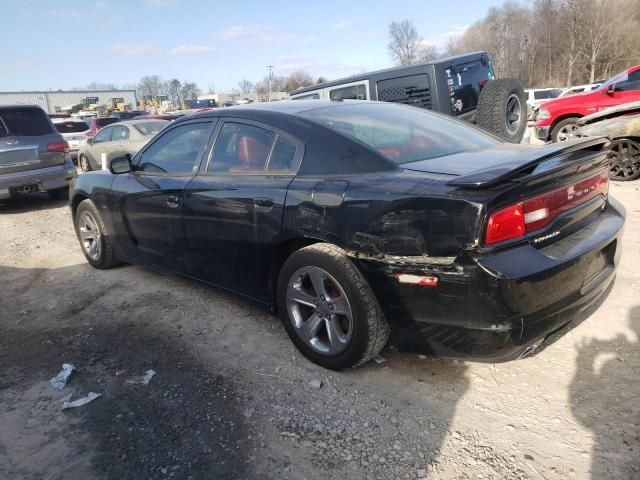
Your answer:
0,90 -> 138,114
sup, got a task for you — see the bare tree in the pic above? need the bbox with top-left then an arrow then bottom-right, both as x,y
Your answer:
316,76 -> 328,84
138,75 -> 165,98
388,20 -> 422,65
285,70 -> 314,92
238,79 -> 255,94
418,44 -> 439,62
180,82 -> 201,102
167,79 -> 181,108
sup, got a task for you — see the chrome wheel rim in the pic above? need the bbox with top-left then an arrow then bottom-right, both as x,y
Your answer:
505,94 -> 522,135
78,211 -> 101,261
609,139 -> 640,180
286,266 -> 353,356
80,156 -> 90,172
557,123 -> 577,141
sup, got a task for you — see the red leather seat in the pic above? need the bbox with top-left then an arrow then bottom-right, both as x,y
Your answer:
229,134 -> 270,172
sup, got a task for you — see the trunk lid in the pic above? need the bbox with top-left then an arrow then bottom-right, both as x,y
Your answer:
0,107 -> 66,175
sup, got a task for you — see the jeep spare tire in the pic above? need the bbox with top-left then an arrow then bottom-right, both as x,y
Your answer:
476,79 -> 527,143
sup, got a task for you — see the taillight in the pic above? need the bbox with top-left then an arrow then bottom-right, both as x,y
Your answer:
485,170 -> 609,245
47,140 -> 69,154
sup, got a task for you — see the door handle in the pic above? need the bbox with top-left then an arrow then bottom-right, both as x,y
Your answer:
254,197 -> 274,211
166,195 -> 181,208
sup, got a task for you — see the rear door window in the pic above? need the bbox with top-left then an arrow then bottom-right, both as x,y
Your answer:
329,84 -> 367,100
208,123 -> 275,173
377,74 -> 431,109
0,107 -> 53,137
111,125 -> 130,141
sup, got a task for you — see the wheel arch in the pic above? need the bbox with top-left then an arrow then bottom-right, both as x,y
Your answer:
549,113 -> 583,133
70,193 -> 90,218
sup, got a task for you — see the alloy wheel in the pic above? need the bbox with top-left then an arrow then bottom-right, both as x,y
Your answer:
286,266 -> 354,356
608,139 -> 640,180
556,123 -> 577,142
504,94 -> 522,136
78,211 -> 102,261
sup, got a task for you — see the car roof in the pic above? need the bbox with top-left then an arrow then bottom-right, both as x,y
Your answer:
117,119 -> 170,127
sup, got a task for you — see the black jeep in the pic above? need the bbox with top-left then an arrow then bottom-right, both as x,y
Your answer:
290,51 -> 527,143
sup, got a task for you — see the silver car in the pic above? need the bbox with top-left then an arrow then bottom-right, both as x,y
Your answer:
77,119 -> 169,172
52,118 -> 91,161
0,105 -> 76,201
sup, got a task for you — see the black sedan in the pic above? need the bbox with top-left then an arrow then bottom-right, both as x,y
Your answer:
70,101 -> 624,370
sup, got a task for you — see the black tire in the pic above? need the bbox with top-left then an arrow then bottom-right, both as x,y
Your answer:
48,186 -> 69,200
277,243 -> 389,370
74,199 -> 121,269
608,138 -> 640,181
551,117 -> 580,143
476,79 -> 527,143
79,154 -> 92,172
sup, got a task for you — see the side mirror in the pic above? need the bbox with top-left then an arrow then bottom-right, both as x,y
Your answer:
86,137 -> 94,145
606,84 -> 616,95
109,155 -> 132,174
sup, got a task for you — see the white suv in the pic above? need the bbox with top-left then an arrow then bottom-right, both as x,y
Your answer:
52,118 -> 91,161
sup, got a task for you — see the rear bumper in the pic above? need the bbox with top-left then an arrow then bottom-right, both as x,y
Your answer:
355,198 -> 625,361
0,157 -> 77,197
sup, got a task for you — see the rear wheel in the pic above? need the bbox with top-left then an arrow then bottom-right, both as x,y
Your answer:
476,79 -> 527,143
608,138 -> 640,181
74,199 -> 120,269
277,243 -> 389,370
551,117 -> 580,142
79,154 -> 92,173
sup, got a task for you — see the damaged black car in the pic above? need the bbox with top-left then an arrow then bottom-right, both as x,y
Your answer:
70,100 -> 625,370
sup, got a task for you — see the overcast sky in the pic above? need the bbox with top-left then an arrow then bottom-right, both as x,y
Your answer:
2,0 -> 504,93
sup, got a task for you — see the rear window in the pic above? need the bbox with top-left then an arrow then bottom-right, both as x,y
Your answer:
54,121 -> 89,133
0,107 -> 53,137
301,103 -> 497,165
134,121 -> 168,136
96,118 -> 119,128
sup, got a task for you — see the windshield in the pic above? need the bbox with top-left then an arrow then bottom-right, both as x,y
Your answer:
594,70 -> 629,92
134,121 -> 169,136
300,103 -> 498,164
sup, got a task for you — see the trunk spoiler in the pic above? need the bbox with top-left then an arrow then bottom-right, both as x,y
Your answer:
447,137 -> 609,188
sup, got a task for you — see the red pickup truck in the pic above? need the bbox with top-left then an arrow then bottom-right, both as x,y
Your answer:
535,65 -> 640,142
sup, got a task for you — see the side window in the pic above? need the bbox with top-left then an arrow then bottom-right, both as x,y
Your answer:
329,84 -> 367,100
267,137 -> 298,172
137,122 -> 212,174
208,123 -> 275,173
616,70 -> 640,92
377,74 -> 431,109
111,125 -> 130,141
93,128 -> 112,143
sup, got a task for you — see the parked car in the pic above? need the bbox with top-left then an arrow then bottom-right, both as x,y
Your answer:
575,101 -> 640,181
535,65 -> 640,142
77,119 -> 168,172
71,110 -> 98,119
558,83 -> 602,97
0,105 -> 76,200
524,88 -> 562,118
85,117 -> 120,137
108,110 -> 147,120
52,118 -> 91,161
290,51 -> 528,143
70,101 -> 623,370
136,113 -> 184,121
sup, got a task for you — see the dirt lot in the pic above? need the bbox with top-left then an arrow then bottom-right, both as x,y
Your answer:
0,181 -> 638,480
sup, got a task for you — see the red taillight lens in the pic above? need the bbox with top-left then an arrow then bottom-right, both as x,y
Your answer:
47,140 -> 69,154
485,203 -> 525,245
485,170 -> 609,245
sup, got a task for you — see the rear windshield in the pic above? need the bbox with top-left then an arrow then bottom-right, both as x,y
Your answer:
96,118 -> 119,128
301,103 -> 498,165
55,121 -> 89,133
0,107 -> 53,137
134,121 -> 168,136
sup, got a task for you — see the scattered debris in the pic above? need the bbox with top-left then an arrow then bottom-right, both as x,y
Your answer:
115,369 -> 127,376
125,369 -> 156,385
373,355 -> 386,364
50,363 -> 75,390
309,378 -> 322,389
61,392 -> 102,410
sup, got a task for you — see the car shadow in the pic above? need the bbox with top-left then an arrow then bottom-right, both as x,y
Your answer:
0,191 -> 68,213
569,305 -> 640,479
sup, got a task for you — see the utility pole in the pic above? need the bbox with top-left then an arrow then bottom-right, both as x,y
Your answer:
266,65 -> 273,102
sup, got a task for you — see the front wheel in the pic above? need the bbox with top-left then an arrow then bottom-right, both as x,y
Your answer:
74,199 -> 121,269
277,243 -> 389,370
551,117 -> 580,142
608,138 -> 640,181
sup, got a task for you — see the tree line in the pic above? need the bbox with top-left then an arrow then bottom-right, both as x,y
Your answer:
388,0 -> 640,88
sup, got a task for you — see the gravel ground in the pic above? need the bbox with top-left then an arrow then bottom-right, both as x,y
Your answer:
0,180 -> 638,480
